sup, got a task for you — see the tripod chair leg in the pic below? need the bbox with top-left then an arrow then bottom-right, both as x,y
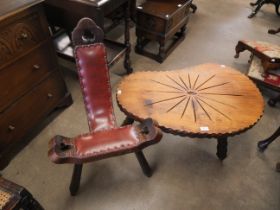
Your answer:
69,164 -> 83,196
135,151 -> 152,177
257,126 -> 280,152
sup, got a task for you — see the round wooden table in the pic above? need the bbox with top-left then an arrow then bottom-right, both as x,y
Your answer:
117,63 -> 264,160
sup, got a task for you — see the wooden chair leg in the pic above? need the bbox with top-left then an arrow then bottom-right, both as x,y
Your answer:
257,126 -> 280,152
69,164 -> 83,196
135,151 -> 152,177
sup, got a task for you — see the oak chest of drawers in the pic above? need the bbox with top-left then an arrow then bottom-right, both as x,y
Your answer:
135,0 -> 192,63
0,0 -> 72,169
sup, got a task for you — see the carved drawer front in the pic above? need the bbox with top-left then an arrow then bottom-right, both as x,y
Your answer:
137,13 -> 165,34
165,3 -> 190,33
136,0 -> 191,35
0,11 -> 48,68
0,72 -> 66,152
0,42 -> 57,112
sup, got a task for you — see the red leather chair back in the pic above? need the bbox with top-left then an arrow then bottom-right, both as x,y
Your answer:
74,44 -> 116,132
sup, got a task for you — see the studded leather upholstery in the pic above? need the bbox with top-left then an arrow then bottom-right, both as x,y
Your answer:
48,43 -> 162,164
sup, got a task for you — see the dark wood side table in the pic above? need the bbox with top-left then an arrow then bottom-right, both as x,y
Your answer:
135,0 -> 192,63
248,0 -> 280,18
44,0 -> 133,74
117,63 -> 264,160
0,177 -> 43,210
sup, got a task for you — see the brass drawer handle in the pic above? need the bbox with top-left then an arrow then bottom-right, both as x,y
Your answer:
8,125 -> 15,131
33,64 -> 40,70
47,93 -> 53,98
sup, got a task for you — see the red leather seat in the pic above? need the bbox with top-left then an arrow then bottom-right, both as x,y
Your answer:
48,18 -> 162,196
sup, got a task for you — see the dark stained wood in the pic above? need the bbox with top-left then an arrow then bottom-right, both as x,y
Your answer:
258,126 -> 280,151
190,2 -> 197,13
44,0 -> 133,74
0,1 -> 72,169
69,164 -> 83,196
44,0 -> 128,31
0,177 -> 43,210
117,63 -> 264,160
268,27 -> 280,34
216,137 -> 228,161
135,0 -> 192,63
257,126 -> 280,172
248,0 -> 280,18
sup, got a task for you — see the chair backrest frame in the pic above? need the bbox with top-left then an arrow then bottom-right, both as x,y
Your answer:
72,18 -> 116,132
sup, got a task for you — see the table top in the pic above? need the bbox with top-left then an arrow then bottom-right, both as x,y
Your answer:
0,0 -> 42,21
117,63 -> 264,137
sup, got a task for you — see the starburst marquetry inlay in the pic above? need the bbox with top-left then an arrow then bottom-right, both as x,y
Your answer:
146,73 -> 242,122
117,64 -> 264,136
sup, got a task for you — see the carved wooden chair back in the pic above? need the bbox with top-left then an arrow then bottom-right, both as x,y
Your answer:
48,18 -> 162,196
72,18 -> 116,132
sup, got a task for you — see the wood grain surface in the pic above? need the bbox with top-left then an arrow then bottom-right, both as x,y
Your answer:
117,63 -> 264,137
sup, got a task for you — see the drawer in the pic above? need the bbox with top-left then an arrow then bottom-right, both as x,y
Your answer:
0,72 -> 67,152
165,3 -> 191,33
136,0 -> 191,35
0,8 -> 49,68
0,41 -> 57,112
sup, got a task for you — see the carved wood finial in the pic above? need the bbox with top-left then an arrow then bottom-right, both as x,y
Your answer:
72,18 -> 104,46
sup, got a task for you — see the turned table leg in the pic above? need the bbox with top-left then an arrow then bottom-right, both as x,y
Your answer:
216,137 -> 228,161
257,126 -> 280,152
135,151 -> 152,177
158,40 -> 166,63
248,0 -> 266,18
121,116 -> 134,126
268,27 -> 280,34
124,1 -> 133,74
190,3 -> 197,13
250,0 -> 263,6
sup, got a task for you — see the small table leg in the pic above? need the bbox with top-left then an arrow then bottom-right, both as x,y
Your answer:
124,1 -> 133,74
268,27 -> 280,34
121,116 -> 135,126
216,137 -> 228,161
190,3 -> 197,13
257,126 -> 280,152
248,0 -> 266,18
